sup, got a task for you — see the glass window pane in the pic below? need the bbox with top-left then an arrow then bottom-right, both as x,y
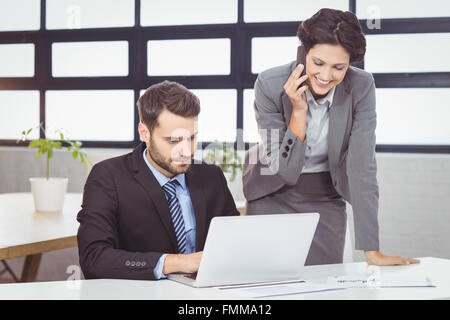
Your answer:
0,91 -> 40,140
191,89 -> 237,143
0,44 -> 34,77
375,88 -> 450,145
46,0 -> 134,30
147,39 -> 230,76
140,88 -> 236,142
243,89 -> 260,143
141,0 -> 237,26
252,37 -> 299,74
357,0 -> 450,19
52,41 -> 129,77
365,33 -> 450,73
45,90 -> 134,141
244,0 -> 348,22
0,0 -> 40,31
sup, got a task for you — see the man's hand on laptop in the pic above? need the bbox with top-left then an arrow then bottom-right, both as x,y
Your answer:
162,251 -> 203,275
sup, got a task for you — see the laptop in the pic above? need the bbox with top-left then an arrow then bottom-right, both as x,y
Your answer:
167,212 -> 319,287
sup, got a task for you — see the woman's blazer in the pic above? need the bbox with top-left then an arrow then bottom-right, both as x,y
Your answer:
243,59 -> 380,251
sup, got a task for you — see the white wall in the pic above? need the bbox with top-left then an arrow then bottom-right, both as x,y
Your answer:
348,153 -> 450,261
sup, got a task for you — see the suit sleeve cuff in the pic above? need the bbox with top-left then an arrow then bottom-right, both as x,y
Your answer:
275,128 -> 307,185
153,254 -> 168,279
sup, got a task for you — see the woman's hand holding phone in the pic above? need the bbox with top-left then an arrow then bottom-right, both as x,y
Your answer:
283,63 -> 309,114
285,64 -> 309,142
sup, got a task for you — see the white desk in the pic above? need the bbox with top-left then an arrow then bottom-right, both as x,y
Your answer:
0,257 -> 448,300
0,192 -> 82,281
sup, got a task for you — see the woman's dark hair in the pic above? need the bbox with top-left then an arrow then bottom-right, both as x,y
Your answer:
297,8 -> 366,63
138,80 -> 200,133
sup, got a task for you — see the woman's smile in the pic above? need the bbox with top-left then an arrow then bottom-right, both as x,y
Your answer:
314,75 -> 333,88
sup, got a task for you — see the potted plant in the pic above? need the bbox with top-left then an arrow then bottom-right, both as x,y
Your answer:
202,140 -> 243,183
17,124 -> 90,212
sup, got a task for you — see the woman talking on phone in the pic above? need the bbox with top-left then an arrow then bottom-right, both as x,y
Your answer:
243,8 -> 419,266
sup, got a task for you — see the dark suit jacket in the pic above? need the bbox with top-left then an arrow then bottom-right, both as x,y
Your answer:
77,142 -> 239,280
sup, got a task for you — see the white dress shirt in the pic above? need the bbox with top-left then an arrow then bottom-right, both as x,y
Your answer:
302,86 -> 336,173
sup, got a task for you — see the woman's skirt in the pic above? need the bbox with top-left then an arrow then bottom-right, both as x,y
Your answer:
246,171 -> 347,266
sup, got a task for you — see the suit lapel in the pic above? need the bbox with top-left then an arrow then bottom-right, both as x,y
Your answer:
328,79 -> 352,169
185,167 -> 207,251
131,144 -> 178,252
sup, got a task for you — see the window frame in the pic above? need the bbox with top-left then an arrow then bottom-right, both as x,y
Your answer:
0,0 -> 449,153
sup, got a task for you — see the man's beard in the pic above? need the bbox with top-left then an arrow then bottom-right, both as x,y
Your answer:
147,138 -> 193,176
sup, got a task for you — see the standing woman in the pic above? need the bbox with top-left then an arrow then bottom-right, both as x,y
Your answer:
243,8 -> 419,266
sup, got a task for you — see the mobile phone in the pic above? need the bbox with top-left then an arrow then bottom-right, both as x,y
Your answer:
296,45 -> 307,88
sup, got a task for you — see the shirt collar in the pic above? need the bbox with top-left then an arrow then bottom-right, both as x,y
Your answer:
143,149 -> 186,190
305,86 -> 336,109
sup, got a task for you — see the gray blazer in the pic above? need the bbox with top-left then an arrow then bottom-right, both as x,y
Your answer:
243,60 -> 379,251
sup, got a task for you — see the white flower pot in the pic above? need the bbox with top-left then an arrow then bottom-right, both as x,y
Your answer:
29,177 -> 68,212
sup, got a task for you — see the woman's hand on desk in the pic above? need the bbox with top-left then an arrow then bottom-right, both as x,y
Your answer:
364,250 -> 420,266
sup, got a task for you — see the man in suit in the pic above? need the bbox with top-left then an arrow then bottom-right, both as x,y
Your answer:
77,80 -> 239,280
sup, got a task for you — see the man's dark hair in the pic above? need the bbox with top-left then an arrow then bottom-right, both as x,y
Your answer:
297,8 -> 366,63
137,80 -> 200,133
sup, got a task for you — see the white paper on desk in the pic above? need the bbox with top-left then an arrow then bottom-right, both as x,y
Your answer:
326,275 -> 435,288
216,280 -> 344,298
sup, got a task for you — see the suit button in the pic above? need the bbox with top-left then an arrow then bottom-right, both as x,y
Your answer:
282,152 -> 288,158
131,261 -> 136,267
287,139 -> 293,145
125,260 -> 131,267
285,145 -> 290,152
136,261 -> 141,267
142,261 -> 146,267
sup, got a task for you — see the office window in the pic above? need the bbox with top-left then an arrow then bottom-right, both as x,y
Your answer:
46,0 -> 135,30
244,0 -> 348,22
52,41 -> 129,77
0,44 -> 35,77
243,89 -> 259,143
147,39 -> 230,76
45,90 -> 134,141
141,0 -> 237,26
376,88 -> 450,145
251,37 -> 299,74
365,33 -> 450,73
191,89 -> 237,143
357,0 -> 450,19
0,0 -> 40,31
0,91 -> 40,140
1,0 -> 449,153
140,89 -> 237,143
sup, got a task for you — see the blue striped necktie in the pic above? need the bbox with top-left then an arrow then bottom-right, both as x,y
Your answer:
162,179 -> 187,254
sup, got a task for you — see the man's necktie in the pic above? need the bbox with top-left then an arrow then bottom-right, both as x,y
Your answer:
162,179 -> 187,253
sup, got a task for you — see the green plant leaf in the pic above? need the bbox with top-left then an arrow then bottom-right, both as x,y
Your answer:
28,140 -> 42,148
18,125 -> 90,175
